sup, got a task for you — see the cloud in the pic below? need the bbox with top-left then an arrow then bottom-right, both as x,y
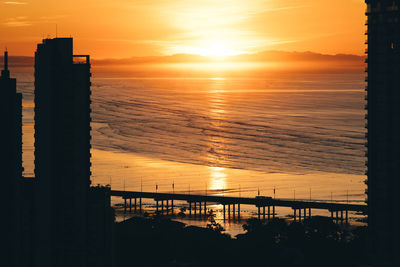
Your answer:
4,16 -> 32,27
261,5 -> 310,13
3,1 -> 27,4
39,15 -> 68,22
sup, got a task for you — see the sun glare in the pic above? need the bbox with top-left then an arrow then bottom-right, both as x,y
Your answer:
199,42 -> 242,58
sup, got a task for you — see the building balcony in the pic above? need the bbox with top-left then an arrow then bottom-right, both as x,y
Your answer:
73,55 -> 90,65
387,4 -> 399,11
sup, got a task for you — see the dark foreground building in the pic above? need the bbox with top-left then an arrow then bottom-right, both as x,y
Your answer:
365,0 -> 400,266
0,51 -> 23,266
34,38 -> 114,267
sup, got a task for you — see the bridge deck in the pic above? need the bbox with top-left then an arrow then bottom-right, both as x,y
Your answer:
110,190 -> 367,212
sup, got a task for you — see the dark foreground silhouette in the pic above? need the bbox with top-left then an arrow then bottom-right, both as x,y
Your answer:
115,216 -> 369,267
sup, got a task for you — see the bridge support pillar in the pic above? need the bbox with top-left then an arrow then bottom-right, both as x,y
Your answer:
272,206 -> 275,218
233,203 -> 236,219
345,210 -> 348,225
124,198 -> 127,214
161,200 -> 164,213
258,206 -> 261,220
336,210 -> 339,223
166,200 -> 169,214
263,206 -> 266,221
228,204 -> 231,220
340,210 -> 344,225
331,210 -> 334,220
238,204 -> 240,219
204,202 -> 207,215
223,204 -> 226,220
268,206 -> 271,221
299,208 -> 302,222
304,208 -> 307,220
139,198 -> 142,213
189,202 -> 192,216
199,202 -> 202,216
194,202 -> 197,216
156,200 -> 159,212
129,198 -> 132,213
293,209 -> 297,222
309,208 -> 311,219
171,199 -> 174,214
134,198 -> 137,213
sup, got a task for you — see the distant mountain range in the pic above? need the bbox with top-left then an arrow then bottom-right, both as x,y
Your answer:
1,51 -> 365,67
92,51 -> 364,65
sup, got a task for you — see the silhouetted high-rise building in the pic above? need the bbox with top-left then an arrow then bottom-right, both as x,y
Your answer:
0,51 -> 23,267
87,186 -> 115,267
34,38 -> 92,267
365,1 -> 400,266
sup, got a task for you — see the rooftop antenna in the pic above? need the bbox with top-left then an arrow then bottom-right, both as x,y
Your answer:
4,49 -> 8,70
2,49 -> 10,78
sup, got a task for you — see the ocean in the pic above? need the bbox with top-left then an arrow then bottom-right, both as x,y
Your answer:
15,63 -> 367,234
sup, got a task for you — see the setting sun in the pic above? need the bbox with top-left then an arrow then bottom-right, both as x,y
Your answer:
0,0 -> 365,58
199,42 -> 242,58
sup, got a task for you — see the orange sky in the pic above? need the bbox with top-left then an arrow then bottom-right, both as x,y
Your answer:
0,0 -> 366,58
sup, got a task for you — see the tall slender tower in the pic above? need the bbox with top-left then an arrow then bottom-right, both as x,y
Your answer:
365,1 -> 400,265
0,51 -> 23,267
34,38 -> 92,267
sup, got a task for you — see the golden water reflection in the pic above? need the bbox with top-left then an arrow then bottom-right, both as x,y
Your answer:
208,166 -> 227,194
205,80 -> 228,167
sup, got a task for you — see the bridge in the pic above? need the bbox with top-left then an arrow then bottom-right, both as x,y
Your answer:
111,190 -> 367,224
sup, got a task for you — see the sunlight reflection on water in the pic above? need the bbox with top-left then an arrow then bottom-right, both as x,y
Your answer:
209,167 -> 227,194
